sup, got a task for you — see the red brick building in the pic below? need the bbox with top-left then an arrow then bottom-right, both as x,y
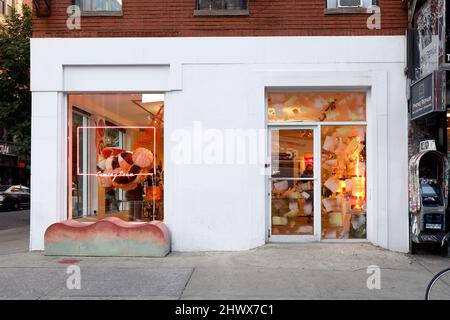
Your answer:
32,0 -> 406,37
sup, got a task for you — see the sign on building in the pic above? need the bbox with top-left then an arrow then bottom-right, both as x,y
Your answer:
410,71 -> 446,120
0,143 -> 12,155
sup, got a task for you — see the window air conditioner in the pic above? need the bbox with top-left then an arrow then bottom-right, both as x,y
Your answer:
338,0 -> 363,8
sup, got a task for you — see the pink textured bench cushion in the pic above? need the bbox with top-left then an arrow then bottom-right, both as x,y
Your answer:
45,217 -> 170,257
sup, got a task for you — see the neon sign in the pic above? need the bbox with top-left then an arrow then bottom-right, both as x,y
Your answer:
76,126 -> 157,177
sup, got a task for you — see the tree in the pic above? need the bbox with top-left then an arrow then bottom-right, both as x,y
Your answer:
0,5 -> 32,157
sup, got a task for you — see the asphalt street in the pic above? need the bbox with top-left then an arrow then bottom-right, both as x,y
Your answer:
0,209 -> 30,231
0,209 -> 30,255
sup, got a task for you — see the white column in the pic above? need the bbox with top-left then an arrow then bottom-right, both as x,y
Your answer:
30,91 -> 64,251
387,65 -> 410,253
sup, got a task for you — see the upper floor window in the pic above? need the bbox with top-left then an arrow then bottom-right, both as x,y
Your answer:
327,0 -> 374,8
325,0 -> 377,14
0,0 -> 14,17
74,0 -> 122,13
195,0 -> 248,16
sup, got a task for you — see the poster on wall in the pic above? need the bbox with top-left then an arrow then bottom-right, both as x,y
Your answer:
445,0 -> 450,65
413,0 -> 446,80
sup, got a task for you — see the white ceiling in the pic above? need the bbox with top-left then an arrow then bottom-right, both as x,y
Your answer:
69,93 -> 164,127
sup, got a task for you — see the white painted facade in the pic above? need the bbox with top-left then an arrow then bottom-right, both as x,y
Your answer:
30,36 -> 409,252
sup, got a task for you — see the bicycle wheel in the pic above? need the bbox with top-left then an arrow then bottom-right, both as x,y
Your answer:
425,268 -> 450,300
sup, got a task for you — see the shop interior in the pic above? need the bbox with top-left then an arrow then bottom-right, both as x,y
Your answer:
68,93 -> 164,222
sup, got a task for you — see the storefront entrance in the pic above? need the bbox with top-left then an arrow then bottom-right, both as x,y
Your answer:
267,92 -> 368,242
269,126 -> 320,241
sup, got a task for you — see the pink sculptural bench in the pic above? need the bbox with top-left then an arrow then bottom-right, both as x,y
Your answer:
44,217 -> 170,257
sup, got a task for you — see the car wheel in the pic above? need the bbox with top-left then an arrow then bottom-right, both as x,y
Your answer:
13,201 -> 20,211
441,242 -> 449,258
411,241 -> 420,255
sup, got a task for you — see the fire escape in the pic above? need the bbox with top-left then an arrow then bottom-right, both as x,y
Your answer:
406,0 -> 428,27
33,0 -> 51,17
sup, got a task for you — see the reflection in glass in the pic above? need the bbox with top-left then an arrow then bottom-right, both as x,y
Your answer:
321,126 -> 367,239
271,129 -> 314,235
272,180 -> 314,236
72,112 -> 88,218
197,0 -> 247,10
268,92 -> 366,123
271,129 -> 314,179
75,0 -> 123,11
103,128 -> 124,216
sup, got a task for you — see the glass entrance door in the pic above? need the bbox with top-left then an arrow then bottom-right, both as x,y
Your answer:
269,127 -> 320,240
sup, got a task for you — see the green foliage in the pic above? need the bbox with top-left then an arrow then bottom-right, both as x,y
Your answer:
0,5 -> 32,156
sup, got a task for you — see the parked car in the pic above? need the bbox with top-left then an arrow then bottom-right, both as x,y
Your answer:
0,185 -> 30,211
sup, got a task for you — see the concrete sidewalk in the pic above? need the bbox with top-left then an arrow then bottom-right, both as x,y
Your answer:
0,243 -> 449,300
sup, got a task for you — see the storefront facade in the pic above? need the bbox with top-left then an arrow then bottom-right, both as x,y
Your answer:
30,35 -> 409,252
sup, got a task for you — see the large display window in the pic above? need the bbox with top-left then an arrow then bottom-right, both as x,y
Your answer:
268,91 -> 367,240
320,125 -> 366,239
68,93 -> 164,222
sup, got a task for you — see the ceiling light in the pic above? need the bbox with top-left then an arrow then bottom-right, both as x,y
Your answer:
142,94 -> 164,103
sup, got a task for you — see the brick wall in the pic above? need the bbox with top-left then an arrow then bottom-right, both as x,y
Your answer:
32,0 -> 407,38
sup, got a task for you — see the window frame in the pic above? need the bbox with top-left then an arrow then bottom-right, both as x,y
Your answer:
194,0 -> 249,17
324,0 -> 378,15
0,0 -> 14,17
73,0 -> 123,17
70,109 -> 90,219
